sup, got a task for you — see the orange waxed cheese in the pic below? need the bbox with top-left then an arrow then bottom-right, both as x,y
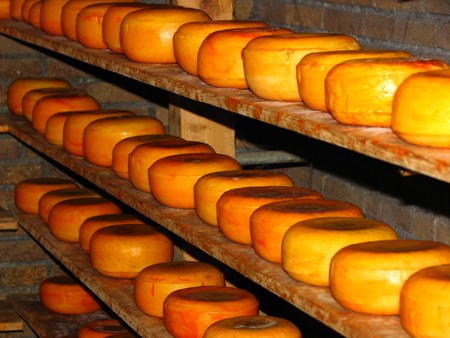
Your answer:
163,286 -> 259,338
217,186 -> 323,245
134,261 -> 225,318
40,0 -> 71,35
173,20 -> 269,76
148,153 -> 242,209
48,197 -> 122,243
120,7 -> 211,63
298,50 -> 413,112
329,239 -> 450,315
0,0 -> 11,19
39,275 -> 101,314
242,33 -> 361,101
194,169 -> 294,227
203,315 -> 302,338
78,319 -> 129,338
90,223 -> 174,278
27,0 -> 41,28
10,0 -> 27,20
128,139 -> 215,193
83,115 -> 166,167
79,213 -> 145,253
21,0 -> 40,22
400,264 -> 450,338
281,217 -> 398,286
15,177 -> 78,214
250,199 -> 364,264
44,111 -> 75,146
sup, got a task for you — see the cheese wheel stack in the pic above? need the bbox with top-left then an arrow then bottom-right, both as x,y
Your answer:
78,319 -> 129,338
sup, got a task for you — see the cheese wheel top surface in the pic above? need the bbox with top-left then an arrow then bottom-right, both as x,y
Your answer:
121,7 -> 210,23
291,216 -> 394,232
78,319 -> 128,337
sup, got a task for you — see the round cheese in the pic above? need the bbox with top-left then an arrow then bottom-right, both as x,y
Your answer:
44,111 -> 74,146
0,0 -> 10,19
163,286 -> 259,338
217,186 -> 323,245
83,115 -> 166,167
173,20 -> 269,76
194,169 -> 294,226
298,50 -> 413,111
204,315 -> 302,338
15,177 -> 78,214
134,261 -> 225,318
330,239 -> 450,315
400,264 -> 450,338
120,7 -> 211,63
198,27 -> 293,89
48,197 -> 122,243
28,1 -> 42,29
10,0 -> 27,20
39,275 -> 101,314
21,0 -> 40,23
128,139 -> 215,193
149,153 -> 241,209
243,33 -> 361,101
325,58 -> 448,127
282,217 -> 398,286
250,199 -> 364,263
90,224 -> 173,278
40,0 -> 71,35
391,69 -> 450,147
78,319 -> 129,338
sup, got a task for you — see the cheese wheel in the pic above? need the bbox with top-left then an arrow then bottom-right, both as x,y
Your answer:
163,286 -> 259,338
128,139 -> 215,193
198,27 -> 293,89
400,264 -> 450,338
39,275 -> 101,314
7,77 -> 70,115
61,0 -> 136,42
21,0 -> 40,22
28,0 -> 41,29
392,69 -> 450,147
194,170 -> 294,226
38,187 -> 101,224
149,153 -> 242,209
22,87 -> 79,122
90,223 -> 173,278
112,134 -> 181,179
32,91 -> 101,134
83,115 -> 166,167
79,213 -> 145,253
204,315 -> 302,338
10,0 -> 27,20
48,197 -> 122,243
173,20 -> 269,76
243,33 -> 361,101
40,0 -> 70,35
217,186 -> 323,245
298,50 -> 413,111
76,3 -> 115,49
78,319 -> 129,338
120,7 -> 211,63
325,58 -> 449,127
134,261 -> 225,318
15,177 -> 78,214
44,111 -> 74,145
0,0 -> 10,19
251,199 -> 364,263
329,239 -> 450,315
63,109 -> 134,157
282,217 -> 398,286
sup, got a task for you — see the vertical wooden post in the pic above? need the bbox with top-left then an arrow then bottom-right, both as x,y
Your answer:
170,0 -> 236,157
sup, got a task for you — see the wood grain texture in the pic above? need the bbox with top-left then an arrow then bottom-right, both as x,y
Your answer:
0,299 -> 23,332
0,206 -> 18,230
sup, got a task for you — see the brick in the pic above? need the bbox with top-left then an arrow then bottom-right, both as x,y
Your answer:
436,22 -> 450,50
0,188 -> 14,210
255,0 -> 287,25
0,240 -> 49,262
365,12 -> 400,40
403,18 -> 438,48
352,0 -> 372,6
84,81 -> 146,104
423,0 -> 450,14
234,0 -> 254,20
434,215 -> 450,245
286,4 -> 324,29
46,58 -> 92,80
0,59 -> 42,80
0,163 -> 43,184
372,0 -> 423,12
323,8 -> 363,35
0,136 -> 19,160
0,35 -> 40,55
0,265 -> 48,287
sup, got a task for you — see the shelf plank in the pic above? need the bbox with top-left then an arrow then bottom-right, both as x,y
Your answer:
6,115 -> 409,338
1,20 -> 450,184
0,299 -> 23,332
0,206 -> 18,230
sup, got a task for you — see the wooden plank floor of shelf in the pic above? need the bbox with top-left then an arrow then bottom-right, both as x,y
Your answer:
0,205 -> 18,230
6,116 -> 409,338
0,298 -> 23,332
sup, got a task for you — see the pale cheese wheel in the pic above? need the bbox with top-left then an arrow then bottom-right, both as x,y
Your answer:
90,224 -> 173,278
250,199 -> 364,263
194,169 -> 294,226
400,264 -> 450,338
78,319 -> 129,338
83,115 -> 166,167
128,139 -> 215,193
330,239 -> 450,315
48,197 -> 122,243
134,261 -> 225,318
217,186 -> 323,245
148,153 -> 241,209
203,315 -> 302,338
282,217 -> 398,286
163,286 -> 259,338
15,177 -> 78,214
39,275 -> 101,314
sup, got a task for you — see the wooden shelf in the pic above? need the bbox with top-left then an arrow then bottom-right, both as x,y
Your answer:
2,20 -> 450,184
4,114 -> 409,338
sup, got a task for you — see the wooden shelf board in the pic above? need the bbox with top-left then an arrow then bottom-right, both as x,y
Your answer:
1,20 -> 450,184
6,116 -> 409,338
0,299 -> 23,332
0,206 -> 18,230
